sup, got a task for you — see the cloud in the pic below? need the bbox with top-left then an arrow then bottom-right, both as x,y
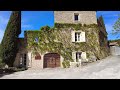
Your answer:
97,11 -> 120,18
0,16 -> 9,29
0,16 -> 9,24
105,24 -> 114,33
105,23 -> 120,40
97,11 -> 120,15
0,29 -> 5,43
21,19 -> 33,30
0,11 -> 11,43
22,24 -> 33,29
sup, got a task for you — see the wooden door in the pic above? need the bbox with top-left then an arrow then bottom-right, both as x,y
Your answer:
44,53 -> 60,68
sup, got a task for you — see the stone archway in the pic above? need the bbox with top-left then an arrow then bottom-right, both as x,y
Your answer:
43,53 -> 60,68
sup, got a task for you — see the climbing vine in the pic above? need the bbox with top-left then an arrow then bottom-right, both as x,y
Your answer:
26,23 -> 109,68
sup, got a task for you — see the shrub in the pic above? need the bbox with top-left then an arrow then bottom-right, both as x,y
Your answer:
0,62 -> 5,69
0,58 -> 5,68
62,62 -> 66,68
62,60 -> 70,68
0,67 -> 26,74
1,11 -> 21,67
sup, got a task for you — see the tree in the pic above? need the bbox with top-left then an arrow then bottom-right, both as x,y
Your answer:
113,15 -> 120,38
0,43 -> 1,60
1,11 -> 21,67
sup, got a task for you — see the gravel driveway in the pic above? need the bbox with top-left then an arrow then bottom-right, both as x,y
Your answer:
0,55 -> 120,79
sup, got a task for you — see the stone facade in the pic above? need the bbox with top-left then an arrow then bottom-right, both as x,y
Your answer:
13,38 -> 27,68
54,11 -> 97,24
97,16 -> 110,59
14,11 -> 110,69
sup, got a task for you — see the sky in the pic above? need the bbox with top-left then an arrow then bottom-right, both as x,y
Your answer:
0,11 -> 120,43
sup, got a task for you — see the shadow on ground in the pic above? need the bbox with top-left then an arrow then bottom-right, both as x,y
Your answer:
0,67 -> 27,78
0,69 -> 15,78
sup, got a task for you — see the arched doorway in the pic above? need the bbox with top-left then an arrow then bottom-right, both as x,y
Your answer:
44,53 -> 60,68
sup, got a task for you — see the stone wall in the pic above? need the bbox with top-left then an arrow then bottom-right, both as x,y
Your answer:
31,53 -> 44,69
54,25 -> 101,61
24,31 -> 64,69
54,11 -> 97,25
14,25 -> 109,68
14,38 -> 27,67
97,16 -> 110,59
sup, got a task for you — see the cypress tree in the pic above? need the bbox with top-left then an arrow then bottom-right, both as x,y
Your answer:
1,11 -> 21,67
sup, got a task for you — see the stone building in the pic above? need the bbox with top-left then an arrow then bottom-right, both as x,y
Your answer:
13,11 -> 110,69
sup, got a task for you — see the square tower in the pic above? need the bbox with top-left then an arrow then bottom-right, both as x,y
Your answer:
54,11 -> 97,25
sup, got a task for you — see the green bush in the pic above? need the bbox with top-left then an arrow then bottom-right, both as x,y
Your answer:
65,60 -> 70,68
62,62 -> 66,68
62,60 -> 70,68
54,23 -> 82,29
0,58 -> 5,68
0,62 -> 5,69
1,11 -> 21,67
0,67 -> 26,74
13,67 -> 26,72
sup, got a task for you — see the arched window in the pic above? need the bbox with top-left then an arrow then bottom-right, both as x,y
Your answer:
35,52 -> 41,60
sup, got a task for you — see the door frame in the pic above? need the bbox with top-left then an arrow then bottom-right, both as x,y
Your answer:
43,53 -> 60,68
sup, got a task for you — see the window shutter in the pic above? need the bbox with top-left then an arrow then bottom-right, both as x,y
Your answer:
81,52 -> 86,59
72,52 -> 76,62
78,14 -> 80,21
71,30 -> 75,42
80,32 -> 85,42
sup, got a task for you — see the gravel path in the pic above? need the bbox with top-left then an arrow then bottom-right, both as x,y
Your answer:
0,55 -> 120,79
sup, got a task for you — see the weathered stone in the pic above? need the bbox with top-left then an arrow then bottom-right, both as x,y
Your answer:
54,11 -> 97,24
13,11 -> 110,69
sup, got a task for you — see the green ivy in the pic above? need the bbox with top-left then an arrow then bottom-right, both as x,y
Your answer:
54,23 -> 98,30
62,60 -> 70,68
25,23 -> 109,68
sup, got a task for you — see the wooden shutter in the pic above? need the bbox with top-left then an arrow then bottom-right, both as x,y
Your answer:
81,52 -> 86,59
71,30 -> 75,42
80,32 -> 86,42
78,14 -> 80,21
72,52 -> 76,62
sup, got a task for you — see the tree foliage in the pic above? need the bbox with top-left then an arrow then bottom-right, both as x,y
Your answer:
113,15 -> 120,37
1,11 -> 21,67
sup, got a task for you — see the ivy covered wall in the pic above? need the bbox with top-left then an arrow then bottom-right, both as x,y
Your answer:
24,23 -> 110,67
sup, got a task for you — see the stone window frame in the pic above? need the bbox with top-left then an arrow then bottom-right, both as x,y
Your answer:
71,30 -> 85,43
73,12 -> 80,22
74,14 -> 79,21
72,51 -> 87,62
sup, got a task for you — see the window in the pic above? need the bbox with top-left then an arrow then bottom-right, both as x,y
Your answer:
71,31 -> 85,42
19,53 -> 27,67
72,51 -> 87,62
74,13 -> 79,21
75,32 -> 81,42
35,37 -> 39,43
35,52 -> 41,60
76,52 -> 82,62
24,54 -> 27,66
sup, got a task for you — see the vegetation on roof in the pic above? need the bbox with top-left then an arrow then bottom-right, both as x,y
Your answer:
109,39 -> 120,46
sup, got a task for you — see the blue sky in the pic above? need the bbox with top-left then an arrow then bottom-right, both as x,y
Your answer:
0,11 -> 120,43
